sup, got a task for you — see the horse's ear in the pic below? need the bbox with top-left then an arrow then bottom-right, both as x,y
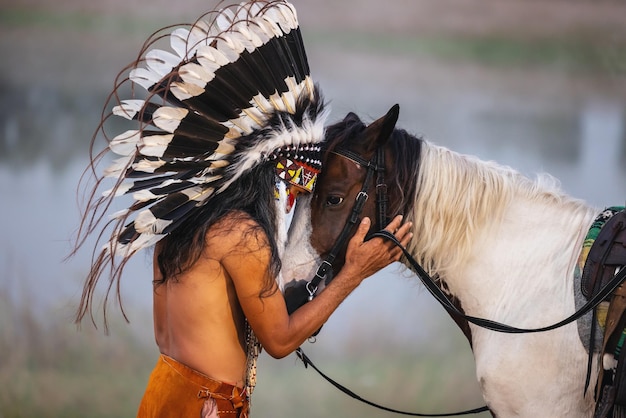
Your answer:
343,112 -> 362,123
364,104 -> 400,152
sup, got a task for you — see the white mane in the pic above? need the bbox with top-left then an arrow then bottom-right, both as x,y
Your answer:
283,137 -> 602,416
405,140 -> 588,278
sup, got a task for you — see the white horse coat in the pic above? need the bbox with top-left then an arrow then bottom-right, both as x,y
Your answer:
282,140 -> 601,417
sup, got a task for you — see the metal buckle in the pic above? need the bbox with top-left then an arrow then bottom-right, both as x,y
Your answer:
306,281 -> 318,301
356,191 -> 369,202
314,260 -> 332,281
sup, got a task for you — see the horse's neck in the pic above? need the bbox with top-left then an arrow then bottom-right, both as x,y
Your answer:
404,142 -> 598,322
437,198 -> 598,417
400,143 -> 601,416
448,199 -> 593,320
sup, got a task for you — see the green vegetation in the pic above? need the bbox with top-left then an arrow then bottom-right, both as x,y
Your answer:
0,8 -> 167,36
310,30 -> 626,75
0,288 -> 487,417
2,7 -> 624,76
254,346 -> 488,418
0,292 -> 157,417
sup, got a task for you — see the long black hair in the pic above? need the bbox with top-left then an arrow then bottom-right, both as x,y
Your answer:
155,161 -> 282,295
73,157 -> 283,329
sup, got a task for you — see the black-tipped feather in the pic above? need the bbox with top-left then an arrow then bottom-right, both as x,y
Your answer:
166,115 -> 230,140
99,0 -> 327,256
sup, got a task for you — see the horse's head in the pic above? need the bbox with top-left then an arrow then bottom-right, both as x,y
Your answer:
282,104 -> 421,287
308,105 -> 400,271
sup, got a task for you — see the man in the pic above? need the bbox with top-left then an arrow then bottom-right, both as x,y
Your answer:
72,1 -> 411,417
143,181 -> 409,417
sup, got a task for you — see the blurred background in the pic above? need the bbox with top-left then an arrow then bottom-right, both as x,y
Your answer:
1,0 -> 625,416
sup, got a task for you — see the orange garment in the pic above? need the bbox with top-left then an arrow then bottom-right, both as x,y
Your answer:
137,355 -> 249,418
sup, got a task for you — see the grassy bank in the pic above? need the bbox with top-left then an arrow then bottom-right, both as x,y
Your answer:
0,287 -> 485,417
0,291 -> 156,417
310,30 -> 626,76
2,6 -> 624,79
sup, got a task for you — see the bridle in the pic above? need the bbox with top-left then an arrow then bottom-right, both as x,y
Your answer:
309,144 -> 626,334
298,142 -> 491,416
297,141 -> 626,416
302,145 -> 388,300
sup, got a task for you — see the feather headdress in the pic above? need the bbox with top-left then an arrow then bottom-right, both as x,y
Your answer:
87,0 -> 327,261
72,0 -> 328,325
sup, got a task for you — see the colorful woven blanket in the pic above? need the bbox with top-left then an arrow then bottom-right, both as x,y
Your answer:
575,206 -> 626,329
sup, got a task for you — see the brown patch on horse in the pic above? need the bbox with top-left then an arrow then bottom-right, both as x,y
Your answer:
440,280 -> 473,346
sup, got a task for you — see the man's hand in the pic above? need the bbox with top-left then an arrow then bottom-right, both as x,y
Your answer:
342,215 -> 413,282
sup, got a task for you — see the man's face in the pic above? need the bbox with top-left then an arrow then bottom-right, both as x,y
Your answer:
285,183 -> 308,213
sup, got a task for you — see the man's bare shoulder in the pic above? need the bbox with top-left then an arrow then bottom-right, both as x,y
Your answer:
206,211 -> 270,258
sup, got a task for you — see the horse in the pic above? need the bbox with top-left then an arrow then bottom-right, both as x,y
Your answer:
281,104 -> 607,417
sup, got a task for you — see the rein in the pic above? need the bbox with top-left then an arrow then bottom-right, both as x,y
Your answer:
372,230 -> 626,334
303,147 -> 386,299
295,347 -> 489,417
300,144 -> 626,416
317,144 -> 626,333
299,145 -> 491,416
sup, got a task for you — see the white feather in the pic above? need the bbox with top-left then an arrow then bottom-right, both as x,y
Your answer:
139,134 -> 174,157
212,141 -> 236,157
112,100 -> 145,120
132,189 -> 163,202
267,5 -> 294,34
303,76 -> 315,99
215,37 -> 241,63
183,185 -> 207,202
268,92 -> 287,113
170,28 -> 195,58
135,209 -> 173,234
223,31 -> 248,55
152,107 -> 188,133
281,2 -> 299,29
247,21 -> 272,45
129,67 -> 162,91
103,155 -> 134,178
145,49 -> 181,79
129,232 -> 165,253
241,106 -> 266,128
102,181 -> 132,197
250,93 -> 274,114
110,130 -> 141,156
234,24 -> 265,50
179,62 -> 214,87
106,231 -> 164,257
224,115 -> 254,135
183,20 -> 213,57
197,45 -> 231,70
170,81 -> 205,101
132,158 -> 166,173
109,208 -> 130,219
259,13 -> 284,38
281,77 -> 299,113
215,7 -> 236,31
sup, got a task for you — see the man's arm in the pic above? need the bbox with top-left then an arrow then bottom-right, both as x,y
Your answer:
224,215 -> 411,358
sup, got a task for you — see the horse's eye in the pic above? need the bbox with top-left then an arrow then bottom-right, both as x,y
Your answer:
326,196 -> 344,207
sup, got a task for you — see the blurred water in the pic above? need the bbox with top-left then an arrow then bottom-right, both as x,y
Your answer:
1,4 -> 625,415
1,62 -> 624,341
